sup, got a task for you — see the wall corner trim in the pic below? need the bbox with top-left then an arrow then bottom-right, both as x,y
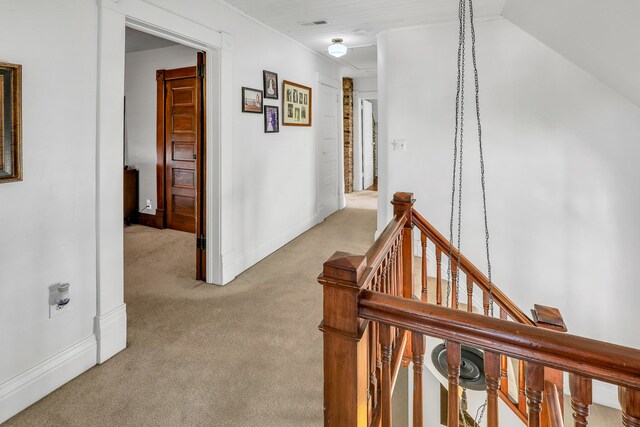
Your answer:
0,335 -> 97,424
95,304 -> 127,364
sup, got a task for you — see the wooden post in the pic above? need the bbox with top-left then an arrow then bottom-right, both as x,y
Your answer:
619,387 -> 640,427
318,251 -> 369,426
391,192 -> 415,299
485,351 -> 500,427
532,304 -> 568,427
569,374 -> 592,426
526,362 -> 545,427
447,341 -> 461,427
411,332 -> 426,427
392,192 -> 414,367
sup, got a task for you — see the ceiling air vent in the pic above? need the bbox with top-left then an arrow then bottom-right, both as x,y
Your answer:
300,20 -> 329,26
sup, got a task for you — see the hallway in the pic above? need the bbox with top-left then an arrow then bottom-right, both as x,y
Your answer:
5,192 -> 378,427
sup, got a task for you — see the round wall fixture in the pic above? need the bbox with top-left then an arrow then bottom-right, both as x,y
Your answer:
431,343 -> 486,391
328,38 -> 348,57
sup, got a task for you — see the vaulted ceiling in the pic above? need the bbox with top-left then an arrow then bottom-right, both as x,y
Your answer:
223,0 -> 506,77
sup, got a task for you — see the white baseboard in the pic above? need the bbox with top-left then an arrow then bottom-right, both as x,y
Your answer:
0,335 -> 97,424
94,304 -> 127,363
223,214 -> 319,284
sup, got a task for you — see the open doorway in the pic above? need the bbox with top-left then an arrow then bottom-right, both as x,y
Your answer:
360,99 -> 378,191
123,28 -> 206,281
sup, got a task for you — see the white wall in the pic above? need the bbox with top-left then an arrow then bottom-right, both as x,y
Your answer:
0,0 -> 98,421
0,0 -> 342,422
378,18 -> 640,405
125,44 -> 198,213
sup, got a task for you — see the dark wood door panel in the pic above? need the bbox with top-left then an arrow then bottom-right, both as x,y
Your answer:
165,75 -> 197,234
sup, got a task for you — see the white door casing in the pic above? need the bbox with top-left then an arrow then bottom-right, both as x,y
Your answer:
362,99 -> 374,190
96,0 -> 234,364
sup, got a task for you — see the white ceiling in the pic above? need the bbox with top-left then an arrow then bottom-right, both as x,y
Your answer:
125,28 -> 179,53
504,0 -> 640,108
223,0 -> 506,76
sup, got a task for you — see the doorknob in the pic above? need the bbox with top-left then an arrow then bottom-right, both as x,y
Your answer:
193,154 -> 197,159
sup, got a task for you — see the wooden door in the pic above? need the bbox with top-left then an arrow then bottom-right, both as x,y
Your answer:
164,67 -> 199,233
156,53 -> 206,281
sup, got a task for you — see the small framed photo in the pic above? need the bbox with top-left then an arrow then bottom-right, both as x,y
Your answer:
0,62 -> 22,183
263,70 -> 278,100
242,87 -> 263,113
264,105 -> 279,133
282,80 -> 312,126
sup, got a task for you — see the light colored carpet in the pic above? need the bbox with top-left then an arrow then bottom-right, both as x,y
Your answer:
5,192 -> 378,427
4,190 -> 621,426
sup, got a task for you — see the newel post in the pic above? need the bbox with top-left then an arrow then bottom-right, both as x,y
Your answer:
391,192 -> 415,299
532,305 -> 567,427
319,251 -> 369,426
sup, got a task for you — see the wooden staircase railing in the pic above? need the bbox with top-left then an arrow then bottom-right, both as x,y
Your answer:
319,192 -> 640,426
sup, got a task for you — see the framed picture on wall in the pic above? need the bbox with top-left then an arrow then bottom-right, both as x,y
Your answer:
241,87 -> 263,113
0,62 -> 22,183
264,105 -> 279,133
263,70 -> 278,100
282,80 -> 312,126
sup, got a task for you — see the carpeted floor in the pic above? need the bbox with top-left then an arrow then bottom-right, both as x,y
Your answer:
4,190 -> 621,426
5,191 -> 379,427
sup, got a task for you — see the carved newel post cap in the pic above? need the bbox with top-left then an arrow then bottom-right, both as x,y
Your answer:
322,251 -> 367,284
531,304 -> 567,332
392,192 -> 415,204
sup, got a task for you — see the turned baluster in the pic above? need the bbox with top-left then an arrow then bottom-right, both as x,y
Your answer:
619,387 -> 640,427
380,323 -> 393,427
569,374 -> 592,426
411,332 -> 425,427
436,247 -> 442,305
451,258 -> 459,309
485,351 -> 500,427
421,232 -> 428,302
526,362 -> 545,427
544,382 -> 564,427
499,309 -> 509,395
466,275 -> 473,313
483,291 -> 490,316
519,360 -> 527,413
447,341 -> 461,427
369,321 -> 379,413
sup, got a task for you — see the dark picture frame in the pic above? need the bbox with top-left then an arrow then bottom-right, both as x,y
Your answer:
241,86 -> 263,113
0,62 -> 22,183
263,70 -> 278,100
282,80 -> 312,127
264,105 -> 279,133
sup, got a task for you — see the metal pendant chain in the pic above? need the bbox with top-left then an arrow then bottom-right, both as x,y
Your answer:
446,0 -> 467,308
468,0 -> 494,317
447,0 -> 495,424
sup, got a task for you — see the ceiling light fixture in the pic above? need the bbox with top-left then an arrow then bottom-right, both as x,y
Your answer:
328,38 -> 348,58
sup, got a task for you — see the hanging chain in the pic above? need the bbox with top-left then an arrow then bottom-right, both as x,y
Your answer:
446,0 -> 496,425
446,0 -> 467,308
467,0 -> 494,317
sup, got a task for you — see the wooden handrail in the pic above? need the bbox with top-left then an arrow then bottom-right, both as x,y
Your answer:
411,208 -> 534,325
360,211 -> 407,287
359,290 -> 640,389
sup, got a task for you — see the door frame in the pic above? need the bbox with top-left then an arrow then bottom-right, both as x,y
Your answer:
353,90 -> 378,192
96,0 -> 234,364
